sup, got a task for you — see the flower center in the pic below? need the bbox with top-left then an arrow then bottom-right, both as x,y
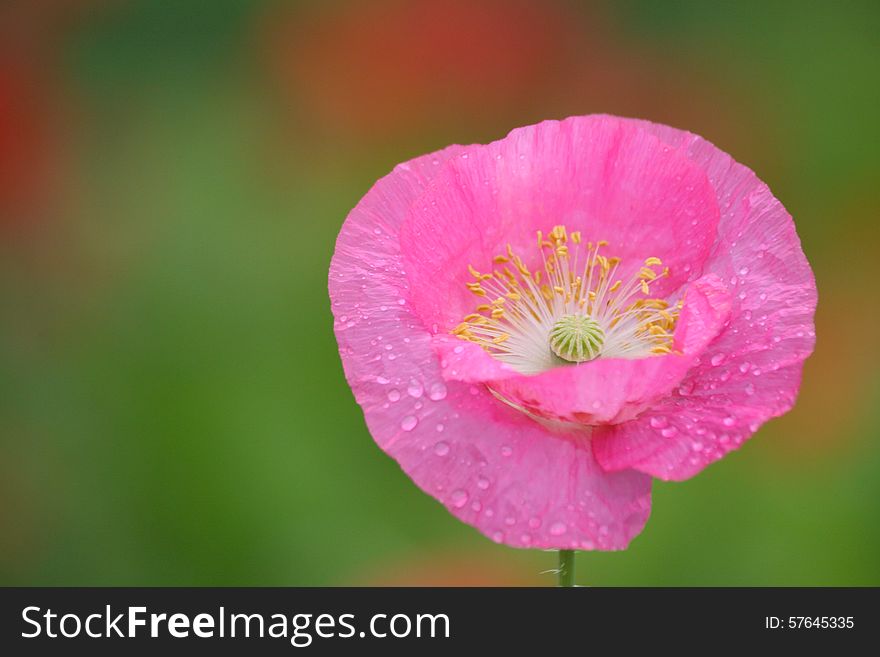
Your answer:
452,225 -> 681,374
549,313 -> 604,363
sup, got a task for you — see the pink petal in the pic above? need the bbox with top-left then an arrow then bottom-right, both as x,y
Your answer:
400,115 -> 721,334
592,121 -> 817,480
329,142 -> 651,549
479,273 -> 732,426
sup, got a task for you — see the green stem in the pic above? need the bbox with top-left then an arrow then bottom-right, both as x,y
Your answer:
558,549 -> 575,587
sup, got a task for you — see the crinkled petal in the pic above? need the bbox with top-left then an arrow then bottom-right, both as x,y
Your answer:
329,144 -> 652,549
592,121 -> 817,480
475,273 -> 731,426
400,115 -> 720,334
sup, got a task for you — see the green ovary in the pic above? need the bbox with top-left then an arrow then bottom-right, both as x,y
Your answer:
549,314 -> 605,363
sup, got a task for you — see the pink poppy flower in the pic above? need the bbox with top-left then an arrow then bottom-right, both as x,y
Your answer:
329,115 -> 816,550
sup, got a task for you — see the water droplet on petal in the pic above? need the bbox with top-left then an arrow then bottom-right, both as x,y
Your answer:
400,416 -> 418,431
661,426 -> 678,438
407,380 -> 423,398
501,445 -> 513,457
477,476 -> 490,490
428,382 -> 447,401
722,416 -> 736,427
549,522 -> 567,536
650,416 -> 668,429
744,383 -> 755,396
710,353 -> 726,366
435,423 -> 445,432
528,517 -> 541,529
387,389 -> 400,402
450,489 -> 468,508
434,441 -> 450,456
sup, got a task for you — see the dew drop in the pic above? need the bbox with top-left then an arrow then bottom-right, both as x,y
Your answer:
434,441 -> 450,456
450,489 -> 468,508
739,362 -> 751,373
650,416 -> 668,429
387,389 -> 401,402
477,476 -> 490,490
407,380 -> 423,398
549,521 -> 567,536
744,383 -> 755,396
376,376 -> 390,385
710,353 -> 726,366
400,416 -> 418,431
428,382 -> 448,401
528,517 -> 541,529
501,445 -> 513,457
722,416 -> 736,427
435,423 -> 445,432
661,426 -> 679,438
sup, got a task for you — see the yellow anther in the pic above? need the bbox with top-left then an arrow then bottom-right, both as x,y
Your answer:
453,225 -> 677,365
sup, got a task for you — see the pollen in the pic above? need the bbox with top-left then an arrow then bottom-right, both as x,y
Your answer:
452,225 -> 679,374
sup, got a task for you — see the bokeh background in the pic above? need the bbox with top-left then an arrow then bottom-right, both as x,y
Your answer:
2,0 -> 878,586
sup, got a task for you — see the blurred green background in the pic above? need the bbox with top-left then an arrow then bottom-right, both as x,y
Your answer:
1,0 -> 878,586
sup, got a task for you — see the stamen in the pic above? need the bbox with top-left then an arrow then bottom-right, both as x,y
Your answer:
453,225 -> 679,374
